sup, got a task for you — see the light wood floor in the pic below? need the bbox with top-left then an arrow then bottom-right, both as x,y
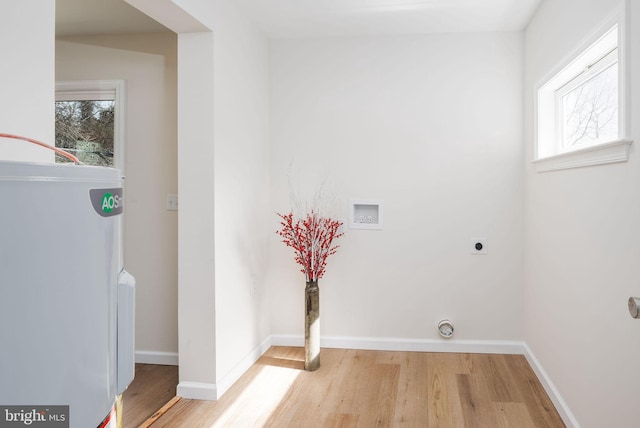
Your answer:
122,363 -> 179,427
150,346 -> 565,427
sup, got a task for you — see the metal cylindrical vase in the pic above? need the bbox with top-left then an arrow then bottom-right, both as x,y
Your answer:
304,281 -> 320,371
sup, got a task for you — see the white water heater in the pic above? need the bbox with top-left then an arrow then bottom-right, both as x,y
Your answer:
0,160 -> 135,427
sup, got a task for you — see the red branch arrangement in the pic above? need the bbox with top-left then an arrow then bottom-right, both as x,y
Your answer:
276,211 -> 344,282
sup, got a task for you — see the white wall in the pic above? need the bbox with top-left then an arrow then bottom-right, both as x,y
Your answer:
209,0 -> 272,388
269,33 -> 524,343
0,1 -> 54,162
56,33 -> 179,362
164,0 -> 271,399
177,30 -> 217,395
523,1 -> 640,426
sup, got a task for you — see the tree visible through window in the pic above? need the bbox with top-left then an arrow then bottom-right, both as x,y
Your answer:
559,51 -> 618,149
55,99 -> 115,167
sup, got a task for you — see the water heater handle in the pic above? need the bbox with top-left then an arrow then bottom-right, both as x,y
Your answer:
117,268 -> 136,395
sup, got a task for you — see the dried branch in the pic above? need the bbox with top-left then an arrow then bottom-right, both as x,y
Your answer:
276,211 -> 344,282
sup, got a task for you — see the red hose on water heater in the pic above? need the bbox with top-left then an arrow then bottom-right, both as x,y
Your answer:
0,133 -> 82,164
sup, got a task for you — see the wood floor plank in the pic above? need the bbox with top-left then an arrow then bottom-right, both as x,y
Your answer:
358,362 -> 400,427
392,352 -> 429,426
122,363 -> 178,428
266,348 -> 344,426
494,402 -> 537,428
458,352 -> 476,374
427,353 -> 466,427
474,354 -> 523,403
138,396 -> 181,428
505,355 -> 566,428
151,347 -> 565,428
322,413 -> 359,428
457,373 -> 500,428
318,349 -> 370,422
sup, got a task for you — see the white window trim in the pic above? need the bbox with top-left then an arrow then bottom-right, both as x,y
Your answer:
55,80 -> 126,171
532,1 -> 632,172
532,138 -> 632,172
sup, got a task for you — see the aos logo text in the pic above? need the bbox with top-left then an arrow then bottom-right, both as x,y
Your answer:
101,193 -> 121,213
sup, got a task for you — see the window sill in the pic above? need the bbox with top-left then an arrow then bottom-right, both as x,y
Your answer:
532,139 -> 633,172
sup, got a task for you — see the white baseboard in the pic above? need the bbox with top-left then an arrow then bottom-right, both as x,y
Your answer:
522,343 -> 580,428
177,381 -> 217,401
135,350 -> 179,366
216,336 -> 272,398
175,336 -> 273,401
271,334 -> 525,354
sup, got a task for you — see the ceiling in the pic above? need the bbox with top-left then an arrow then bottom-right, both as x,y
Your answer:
55,0 -> 169,36
56,0 -> 541,38
234,0 -> 543,38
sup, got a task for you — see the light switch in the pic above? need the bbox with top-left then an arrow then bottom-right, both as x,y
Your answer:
167,194 -> 178,211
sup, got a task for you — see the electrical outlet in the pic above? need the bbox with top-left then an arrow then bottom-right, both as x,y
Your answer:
166,194 -> 178,211
471,238 -> 487,255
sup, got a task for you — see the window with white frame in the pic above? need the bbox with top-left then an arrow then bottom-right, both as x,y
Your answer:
55,80 -> 125,169
534,6 -> 631,172
556,35 -> 618,149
